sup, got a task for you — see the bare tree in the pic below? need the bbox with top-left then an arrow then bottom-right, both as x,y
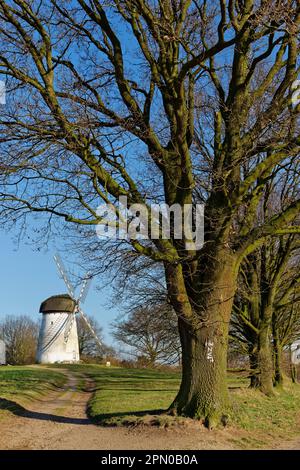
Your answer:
0,315 -> 39,365
76,313 -> 108,358
230,165 -> 300,392
272,255 -> 300,386
113,304 -> 181,366
231,241 -> 300,389
0,1 -> 299,426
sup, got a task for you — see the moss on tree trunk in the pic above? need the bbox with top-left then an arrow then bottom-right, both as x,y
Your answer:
249,347 -> 260,388
291,364 -> 297,383
257,322 -> 274,396
273,331 -> 283,388
170,317 -> 230,428
167,250 -> 236,428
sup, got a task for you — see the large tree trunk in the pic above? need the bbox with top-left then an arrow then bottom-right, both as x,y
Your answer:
257,248 -> 275,396
248,318 -> 275,394
290,347 -> 298,384
257,321 -> 274,396
272,327 -> 283,388
249,347 -> 260,388
166,249 -> 236,428
170,316 -> 230,428
291,364 -> 297,384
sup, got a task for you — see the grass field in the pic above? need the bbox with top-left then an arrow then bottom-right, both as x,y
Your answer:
0,366 -> 66,406
1,364 -> 300,448
47,364 -> 182,424
85,367 -> 250,425
47,363 -> 300,446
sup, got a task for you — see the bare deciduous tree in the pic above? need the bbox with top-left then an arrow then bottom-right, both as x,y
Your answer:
113,304 -> 181,366
231,240 -> 300,390
77,313 -> 107,358
231,166 -> 300,392
0,1 -> 299,426
0,315 -> 39,365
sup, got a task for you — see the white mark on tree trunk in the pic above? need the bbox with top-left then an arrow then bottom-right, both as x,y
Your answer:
205,339 -> 214,363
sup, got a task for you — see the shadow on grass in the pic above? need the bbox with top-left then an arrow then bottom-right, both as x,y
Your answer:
0,398 -> 90,425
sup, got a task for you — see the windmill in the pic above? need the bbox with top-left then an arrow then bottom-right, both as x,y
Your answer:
36,255 -> 103,364
0,339 -> 6,365
291,341 -> 300,366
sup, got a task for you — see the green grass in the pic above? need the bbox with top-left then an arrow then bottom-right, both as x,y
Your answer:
89,367 -> 180,425
227,369 -> 250,389
0,366 -> 66,404
230,382 -> 300,447
49,364 -> 181,426
51,364 -> 300,447
49,364 -> 252,427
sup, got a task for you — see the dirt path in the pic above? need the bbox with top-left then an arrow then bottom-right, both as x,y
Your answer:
278,438 -> 300,450
0,368 -> 298,450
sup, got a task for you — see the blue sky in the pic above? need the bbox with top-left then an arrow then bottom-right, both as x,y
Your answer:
0,231 -> 119,346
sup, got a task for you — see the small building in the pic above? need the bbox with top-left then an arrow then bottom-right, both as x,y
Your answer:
0,339 -> 6,365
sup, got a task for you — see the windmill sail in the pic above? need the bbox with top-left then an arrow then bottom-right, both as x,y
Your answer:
54,254 -> 102,349
54,254 -> 75,298
37,254 -> 102,364
78,275 -> 92,304
78,307 -> 103,352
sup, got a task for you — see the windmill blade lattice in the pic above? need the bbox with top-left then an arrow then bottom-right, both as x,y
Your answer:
54,254 -> 77,344
78,307 -> 103,351
78,275 -> 92,304
54,254 -> 102,350
54,254 -> 75,298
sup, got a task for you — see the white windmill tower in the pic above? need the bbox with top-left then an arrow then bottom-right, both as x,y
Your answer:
36,255 -> 103,364
0,339 -> 6,365
291,341 -> 300,366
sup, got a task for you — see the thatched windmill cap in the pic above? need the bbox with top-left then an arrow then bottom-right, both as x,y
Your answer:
39,294 -> 76,314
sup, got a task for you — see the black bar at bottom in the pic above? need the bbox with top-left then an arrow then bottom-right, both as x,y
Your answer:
0,450 -> 299,466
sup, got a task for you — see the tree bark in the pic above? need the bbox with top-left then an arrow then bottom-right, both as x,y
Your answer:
257,321 -> 274,395
249,347 -> 260,388
291,364 -> 297,384
166,249 -> 236,428
273,329 -> 283,388
170,316 -> 230,428
290,347 -> 298,384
